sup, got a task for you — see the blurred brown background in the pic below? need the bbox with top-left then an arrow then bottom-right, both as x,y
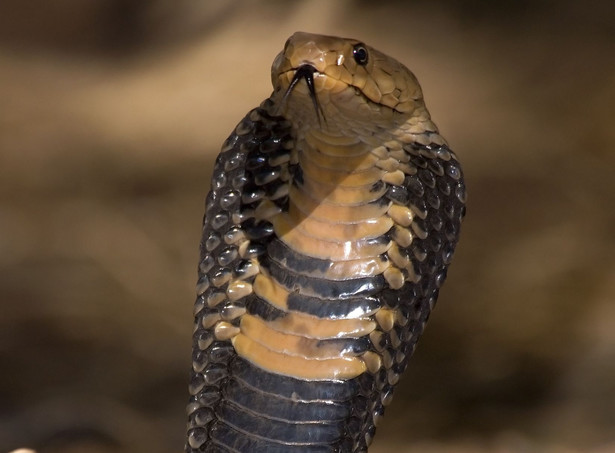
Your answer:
1,1 -> 614,452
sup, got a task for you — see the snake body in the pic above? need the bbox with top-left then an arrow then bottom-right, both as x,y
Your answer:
186,32 -> 465,452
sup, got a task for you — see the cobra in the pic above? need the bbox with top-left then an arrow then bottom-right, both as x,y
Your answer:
186,32 -> 466,452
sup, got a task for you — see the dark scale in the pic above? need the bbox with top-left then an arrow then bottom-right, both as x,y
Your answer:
187,106 -> 296,451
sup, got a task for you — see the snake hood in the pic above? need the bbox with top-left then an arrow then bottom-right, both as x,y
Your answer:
187,32 -> 465,452
271,32 -> 437,138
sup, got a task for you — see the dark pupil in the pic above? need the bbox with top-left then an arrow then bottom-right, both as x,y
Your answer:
353,45 -> 368,65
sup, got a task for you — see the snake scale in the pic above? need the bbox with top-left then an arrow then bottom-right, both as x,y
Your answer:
186,32 -> 465,452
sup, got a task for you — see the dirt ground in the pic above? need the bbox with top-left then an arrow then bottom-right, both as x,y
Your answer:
1,1 -> 614,452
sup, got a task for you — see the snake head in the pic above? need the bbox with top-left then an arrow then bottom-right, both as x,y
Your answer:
271,31 -> 430,130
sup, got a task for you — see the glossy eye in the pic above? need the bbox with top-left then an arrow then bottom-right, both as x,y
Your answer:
352,44 -> 368,65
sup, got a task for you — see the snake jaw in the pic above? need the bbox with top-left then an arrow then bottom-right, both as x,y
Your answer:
282,64 -> 326,127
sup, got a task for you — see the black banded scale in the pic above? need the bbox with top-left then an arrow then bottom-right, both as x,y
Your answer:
186,32 -> 466,452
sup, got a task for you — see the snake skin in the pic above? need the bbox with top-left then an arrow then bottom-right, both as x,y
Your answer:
186,33 -> 465,452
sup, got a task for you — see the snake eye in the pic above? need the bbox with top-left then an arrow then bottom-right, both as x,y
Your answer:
352,44 -> 368,66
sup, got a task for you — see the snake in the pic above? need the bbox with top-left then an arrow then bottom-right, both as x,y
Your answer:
186,32 -> 466,452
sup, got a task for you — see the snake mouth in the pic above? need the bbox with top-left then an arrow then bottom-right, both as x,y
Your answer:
283,64 -> 325,125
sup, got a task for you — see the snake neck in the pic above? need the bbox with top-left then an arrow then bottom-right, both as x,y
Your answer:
269,128 -> 394,277
233,120 -> 394,382
260,94 -> 447,283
